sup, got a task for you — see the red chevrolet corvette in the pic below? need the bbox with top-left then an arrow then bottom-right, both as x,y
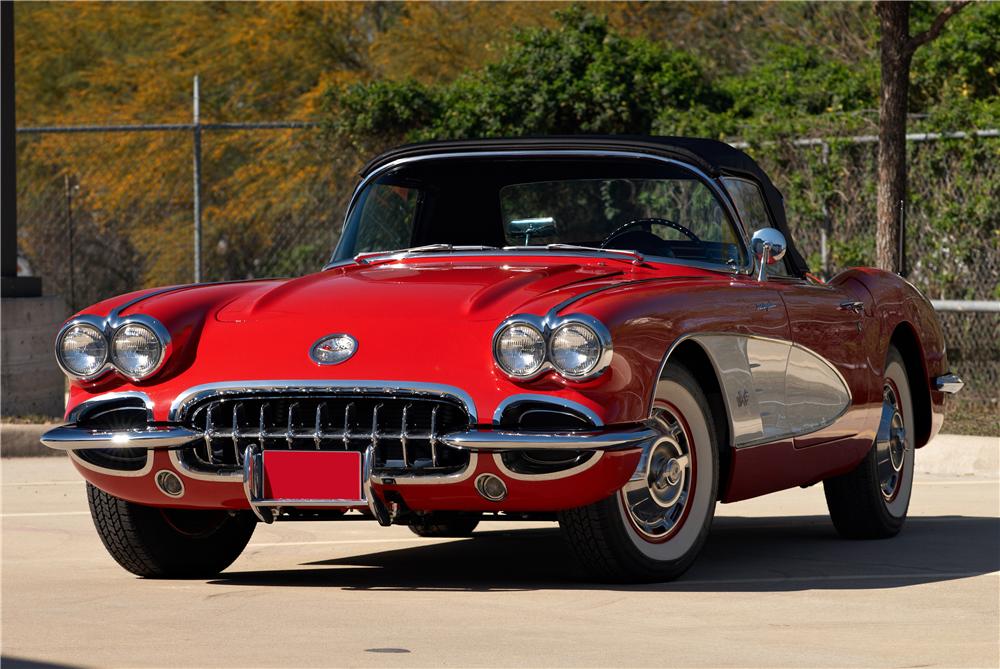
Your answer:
43,137 -> 963,582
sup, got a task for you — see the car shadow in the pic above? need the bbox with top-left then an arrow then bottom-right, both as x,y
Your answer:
209,514 -> 1000,592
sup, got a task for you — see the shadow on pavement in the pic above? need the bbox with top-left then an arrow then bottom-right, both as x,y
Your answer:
0,658 -> 85,669
209,514 -> 1000,592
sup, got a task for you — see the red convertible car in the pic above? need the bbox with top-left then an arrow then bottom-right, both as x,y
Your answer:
43,136 -> 963,582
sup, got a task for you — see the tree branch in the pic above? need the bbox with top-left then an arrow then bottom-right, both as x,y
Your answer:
907,0 -> 972,54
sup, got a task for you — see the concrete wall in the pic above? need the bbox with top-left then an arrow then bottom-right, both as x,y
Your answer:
1,295 -> 68,418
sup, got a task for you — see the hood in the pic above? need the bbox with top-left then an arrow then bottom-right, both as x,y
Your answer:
215,257 -> 638,324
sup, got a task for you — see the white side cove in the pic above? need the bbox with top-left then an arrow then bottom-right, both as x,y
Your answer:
689,334 -> 851,448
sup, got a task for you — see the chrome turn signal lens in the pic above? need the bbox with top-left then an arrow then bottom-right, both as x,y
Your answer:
549,322 -> 603,378
111,322 -> 164,380
56,322 -> 108,379
493,322 -> 546,378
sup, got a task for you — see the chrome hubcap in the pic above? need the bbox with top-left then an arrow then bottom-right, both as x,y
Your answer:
876,383 -> 907,501
622,409 -> 692,539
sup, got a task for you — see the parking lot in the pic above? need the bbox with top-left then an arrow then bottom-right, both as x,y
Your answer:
2,455 -> 997,668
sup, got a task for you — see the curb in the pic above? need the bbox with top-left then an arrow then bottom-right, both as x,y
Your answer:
917,434 -> 998,478
1,423 -> 64,458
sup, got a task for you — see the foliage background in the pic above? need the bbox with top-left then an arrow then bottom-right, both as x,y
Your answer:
13,2 -> 999,426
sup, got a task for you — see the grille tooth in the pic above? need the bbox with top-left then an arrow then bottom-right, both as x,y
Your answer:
203,404 -> 215,465
314,403 -> 325,450
371,403 -> 382,452
181,394 -> 469,475
430,405 -> 439,467
342,402 -> 354,450
400,404 -> 410,468
259,404 -> 268,444
232,402 -> 243,465
286,402 -> 298,449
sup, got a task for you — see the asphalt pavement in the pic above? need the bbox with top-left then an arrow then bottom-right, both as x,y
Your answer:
2,455 -> 997,668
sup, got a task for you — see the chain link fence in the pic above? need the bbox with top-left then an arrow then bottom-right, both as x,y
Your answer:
14,122 -> 999,417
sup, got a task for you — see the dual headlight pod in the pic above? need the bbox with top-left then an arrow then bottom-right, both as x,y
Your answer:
493,314 -> 612,381
56,315 -> 169,382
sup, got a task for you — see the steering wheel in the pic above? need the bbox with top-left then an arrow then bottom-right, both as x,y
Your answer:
600,218 -> 702,249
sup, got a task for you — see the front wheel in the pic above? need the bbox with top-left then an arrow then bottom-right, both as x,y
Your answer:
87,483 -> 257,578
823,345 -> 915,539
558,364 -> 719,582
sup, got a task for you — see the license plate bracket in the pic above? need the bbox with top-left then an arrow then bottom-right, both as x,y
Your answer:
258,450 -> 363,504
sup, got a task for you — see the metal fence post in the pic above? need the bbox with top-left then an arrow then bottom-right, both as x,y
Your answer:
820,141 -> 831,279
192,75 -> 202,283
64,173 -> 75,310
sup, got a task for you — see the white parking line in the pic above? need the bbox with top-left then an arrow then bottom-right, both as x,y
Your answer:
251,537 -> 465,548
915,479 -> 999,486
675,571 -> 999,587
2,480 -> 84,487
2,511 -> 90,518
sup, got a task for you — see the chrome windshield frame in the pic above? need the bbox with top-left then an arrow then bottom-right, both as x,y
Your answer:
325,149 -> 755,276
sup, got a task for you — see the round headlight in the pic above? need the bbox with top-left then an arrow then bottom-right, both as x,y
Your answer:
550,322 -> 603,378
494,323 -> 546,378
57,323 -> 108,378
111,323 -> 164,380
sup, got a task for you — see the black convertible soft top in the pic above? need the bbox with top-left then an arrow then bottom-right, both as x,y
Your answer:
359,136 -> 808,275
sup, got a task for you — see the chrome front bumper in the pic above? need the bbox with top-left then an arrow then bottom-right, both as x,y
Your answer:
41,424 -> 657,452
40,425 -> 200,450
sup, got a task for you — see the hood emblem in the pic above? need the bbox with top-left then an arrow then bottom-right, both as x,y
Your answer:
310,334 -> 357,366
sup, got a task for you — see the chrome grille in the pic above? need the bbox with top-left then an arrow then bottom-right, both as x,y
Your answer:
179,394 -> 470,474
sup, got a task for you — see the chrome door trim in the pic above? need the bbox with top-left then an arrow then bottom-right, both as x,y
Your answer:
168,379 -> 478,423
327,149 -> 754,276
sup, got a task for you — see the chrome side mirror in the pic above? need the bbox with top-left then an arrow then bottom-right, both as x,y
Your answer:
751,228 -> 787,282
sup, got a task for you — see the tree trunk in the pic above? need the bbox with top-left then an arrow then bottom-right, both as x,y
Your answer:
875,1 -> 912,273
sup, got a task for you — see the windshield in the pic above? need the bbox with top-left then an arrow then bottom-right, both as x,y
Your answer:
334,157 -> 747,268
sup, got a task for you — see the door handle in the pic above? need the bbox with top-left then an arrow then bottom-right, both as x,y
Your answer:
838,301 -> 864,314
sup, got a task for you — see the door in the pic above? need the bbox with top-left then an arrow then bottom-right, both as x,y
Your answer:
771,278 -> 873,448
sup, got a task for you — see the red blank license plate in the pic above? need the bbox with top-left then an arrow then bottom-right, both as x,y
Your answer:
262,451 -> 363,502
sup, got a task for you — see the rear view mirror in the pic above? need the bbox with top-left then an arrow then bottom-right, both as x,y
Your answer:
507,217 -> 556,245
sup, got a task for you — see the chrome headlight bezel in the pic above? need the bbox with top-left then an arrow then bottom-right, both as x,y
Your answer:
55,316 -> 110,381
548,316 -> 613,380
109,315 -> 171,382
492,318 -> 548,380
492,313 -> 613,382
55,313 -> 171,383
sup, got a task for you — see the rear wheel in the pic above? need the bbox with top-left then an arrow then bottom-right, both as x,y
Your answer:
823,345 -> 915,538
408,512 -> 480,537
87,483 -> 256,578
559,364 -> 719,582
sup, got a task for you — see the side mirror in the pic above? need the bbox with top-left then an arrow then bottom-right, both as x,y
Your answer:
750,228 -> 787,282
507,217 -> 556,245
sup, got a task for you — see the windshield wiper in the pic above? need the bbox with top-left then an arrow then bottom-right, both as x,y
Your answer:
354,244 -> 498,264
502,244 -> 645,264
